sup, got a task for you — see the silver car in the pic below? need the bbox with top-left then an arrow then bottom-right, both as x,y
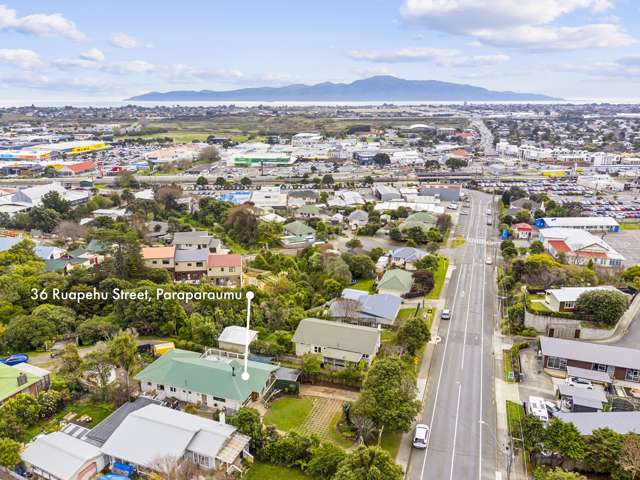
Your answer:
413,424 -> 430,449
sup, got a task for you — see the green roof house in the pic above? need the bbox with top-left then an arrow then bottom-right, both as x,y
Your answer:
0,362 -> 50,405
297,204 -> 321,218
135,349 -> 278,412
282,221 -> 316,248
377,269 -> 413,296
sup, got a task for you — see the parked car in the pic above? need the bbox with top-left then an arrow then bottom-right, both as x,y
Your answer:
0,353 -> 28,366
412,423 -> 430,448
565,376 -> 594,389
441,309 -> 451,320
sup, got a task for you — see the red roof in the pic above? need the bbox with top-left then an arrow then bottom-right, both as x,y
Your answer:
515,223 -> 533,231
66,161 -> 96,173
548,239 -> 571,253
574,250 -> 607,259
208,254 -> 242,268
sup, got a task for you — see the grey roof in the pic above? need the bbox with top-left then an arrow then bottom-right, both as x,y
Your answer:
85,397 -> 160,447
292,318 -> 380,357
389,247 -> 428,262
566,366 -> 612,384
540,336 -> 640,371
175,248 -> 209,262
546,286 -> 620,303
348,210 -> 369,221
172,231 -> 210,245
100,404 -> 237,468
21,431 -> 103,480
218,326 -> 258,346
331,290 -> 401,325
274,367 -> 300,382
555,412 -> 640,435
557,383 -> 608,408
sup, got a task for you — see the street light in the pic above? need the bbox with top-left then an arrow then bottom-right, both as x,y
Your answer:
479,420 -> 513,480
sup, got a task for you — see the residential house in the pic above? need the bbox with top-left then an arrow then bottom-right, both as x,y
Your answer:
539,228 -> 624,269
141,246 -> 176,272
540,336 -> 640,384
34,245 -> 66,260
377,268 -> 413,296
135,348 -> 278,412
555,411 -> 640,435
218,326 -> 258,353
292,318 -> 381,367
207,254 -> 243,287
99,404 -> 250,474
514,223 -> 533,240
348,210 -> 369,229
297,204 -> 321,218
172,231 -> 229,255
174,248 -> 209,283
330,289 -> 401,326
389,247 -> 428,269
557,384 -> 608,413
544,286 -> 622,312
282,220 -> 316,248
0,362 -> 50,404
22,431 -> 107,480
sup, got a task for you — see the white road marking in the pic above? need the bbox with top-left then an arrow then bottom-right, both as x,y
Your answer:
449,382 -> 463,480
479,200 -> 490,480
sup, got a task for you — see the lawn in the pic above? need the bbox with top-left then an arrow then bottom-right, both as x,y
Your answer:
425,257 -> 449,300
327,411 -> 355,448
351,278 -> 375,292
264,397 -> 313,431
245,462 -> 307,480
503,349 -> 515,383
506,400 -> 525,437
620,223 -> 640,231
397,306 -> 420,322
22,399 -> 115,442
451,236 -> 466,248
527,299 -> 552,314
380,431 -> 403,459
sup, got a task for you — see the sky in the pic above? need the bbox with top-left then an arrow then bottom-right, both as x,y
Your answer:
1,0 -> 640,102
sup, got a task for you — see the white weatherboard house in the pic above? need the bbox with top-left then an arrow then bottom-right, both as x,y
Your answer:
292,318 -> 380,367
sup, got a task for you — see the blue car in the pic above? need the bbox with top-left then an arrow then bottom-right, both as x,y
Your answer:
99,476 -> 130,480
1,354 -> 28,366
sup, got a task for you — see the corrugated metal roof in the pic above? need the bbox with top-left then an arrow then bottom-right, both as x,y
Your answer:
555,412 -> 640,435
540,336 -> 640,370
292,318 -> 380,357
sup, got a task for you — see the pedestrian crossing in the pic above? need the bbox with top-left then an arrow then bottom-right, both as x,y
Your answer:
465,237 -> 497,246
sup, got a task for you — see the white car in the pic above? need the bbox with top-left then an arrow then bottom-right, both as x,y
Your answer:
441,309 -> 451,320
565,376 -> 594,389
485,257 -> 493,265
412,424 -> 430,449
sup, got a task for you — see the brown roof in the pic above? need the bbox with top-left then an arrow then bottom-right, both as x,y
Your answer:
141,246 -> 175,260
66,161 -> 96,173
208,254 -> 242,268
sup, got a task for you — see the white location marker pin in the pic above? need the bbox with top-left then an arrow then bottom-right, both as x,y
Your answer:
241,291 -> 254,381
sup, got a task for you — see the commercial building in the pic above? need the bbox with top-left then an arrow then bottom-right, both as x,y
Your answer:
418,184 -> 462,202
534,216 -> 620,233
292,318 -> 381,367
32,140 -> 109,156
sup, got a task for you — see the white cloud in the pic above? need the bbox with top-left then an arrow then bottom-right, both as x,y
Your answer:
399,0 -> 631,51
0,48 -> 41,68
347,47 -> 509,67
0,4 -> 85,40
80,48 -> 104,62
109,32 -> 152,49
558,57 -> 640,78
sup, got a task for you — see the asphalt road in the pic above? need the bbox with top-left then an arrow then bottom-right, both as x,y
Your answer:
407,189 -> 498,480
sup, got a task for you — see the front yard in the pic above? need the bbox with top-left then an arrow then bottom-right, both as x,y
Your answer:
425,256 -> 449,300
245,462 -> 307,480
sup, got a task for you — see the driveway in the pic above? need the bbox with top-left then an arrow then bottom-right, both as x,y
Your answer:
604,229 -> 640,265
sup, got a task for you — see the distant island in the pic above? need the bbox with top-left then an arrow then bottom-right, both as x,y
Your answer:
127,75 -> 559,102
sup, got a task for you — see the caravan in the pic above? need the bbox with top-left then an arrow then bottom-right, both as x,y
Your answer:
526,396 -> 549,423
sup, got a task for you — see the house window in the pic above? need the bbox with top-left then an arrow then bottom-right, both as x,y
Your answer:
626,369 -> 640,382
169,386 -> 176,392
592,364 -> 608,372
157,384 -> 165,390
147,382 -> 152,386
547,356 -> 567,370
196,262 -> 203,267
152,260 -> 157,264
213,396 -> 225,402
229,267 -> 236,273
221,267 -> 225,272
313,346 -> 322,353
563,301 -> 575,309
187,263 -> 192,267
162,260 -> 170,265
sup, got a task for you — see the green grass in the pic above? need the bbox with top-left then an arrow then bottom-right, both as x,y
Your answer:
451,236 -> 466,248
380,431 -> 402,459
425,257 -> 449,300
397,306 -> 420,321
351,278 -> 375,293
506,400 -> 525,436
620,223 -> 640,230
264,397 -> 313,431
381,329 -> 396,345
503,349 -> 515,383
527,300 -> 552,314
22,400 -> 115,442
245,462 -> 307,480
327,411 -> 355,449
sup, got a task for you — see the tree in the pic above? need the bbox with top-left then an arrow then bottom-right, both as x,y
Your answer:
301,353 -> 323,379
575,290 -> 628,326
411,269 -> 435,296
0,437 -> 21,469
37,389 -> 64,417
307,443 -> 347,479
445,158 -> 468,171
346,238 -> 362,249
397,316 -> 431,355
373,153 -> 391,167
27,206 -> 61,233
520,414 -> 547,454
149,454 -> 200,480
107,331 -> 138,395
530,240 -> 545,254
154,184 -> 182,211
195,176 -> 208,186
352,357 -> 420,433
53,220 -> 87,241
533,468 -> 586,480
4,314 -> 57,351
324,256 -> 352,285
545,418 -> 586,461
415,254 -> 439,271
225,204 -> 259,246
59,343 -> 82,374
619,433 -> 640,479
229,407 -> 264,451
41,191 -> 70,215
389,227 -> 402,241
198,145 -> 221,162
322,174 -> 334,185
333,446 -> 403,480
96,224 -> 145,279
436,214 -> 452,234
584,428 -> 624,475
77,317 -> 118,344
2,393 -> 41,426
342,253 -> 375,279
82,346 -> 114,400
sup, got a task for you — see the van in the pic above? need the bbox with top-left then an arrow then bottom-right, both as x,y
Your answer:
526,396 -> 549,423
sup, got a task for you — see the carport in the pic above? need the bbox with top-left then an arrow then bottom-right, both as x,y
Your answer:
566,366 -> 612,387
